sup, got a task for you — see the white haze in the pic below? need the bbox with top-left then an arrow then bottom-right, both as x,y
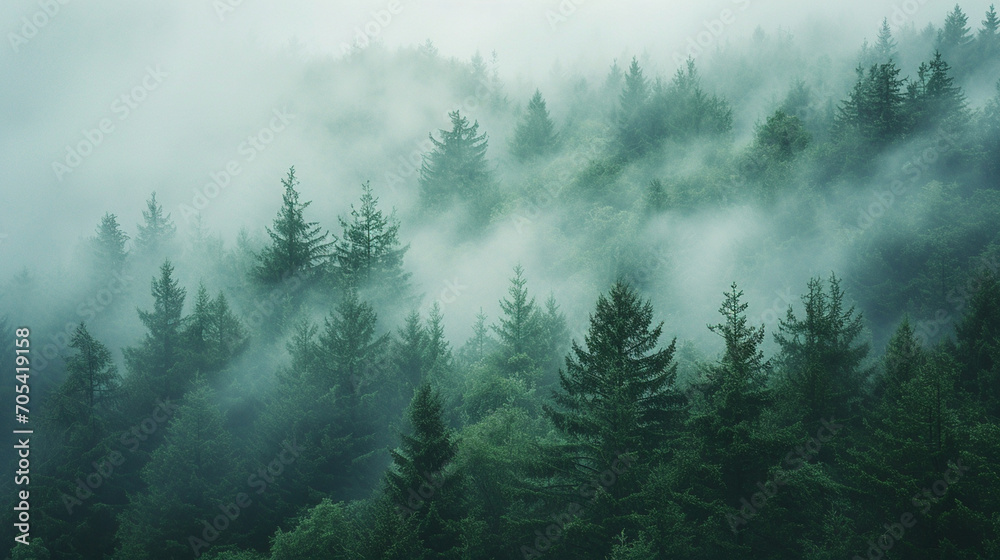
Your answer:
0,0 -> 989,362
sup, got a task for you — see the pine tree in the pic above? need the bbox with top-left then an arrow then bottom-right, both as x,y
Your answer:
123,259 -> 187,402
256,167 -> 334,285
492,265 -> 546,371
458,308 -> 496,365
135,192 -> 176,256
113,381 -> 241,560
92,212 -> 129,275
393,310 -> 428,395
51,323 -> 120,432
510,89 -> 558,161
616,57 -> 651,155
980,4 -> 1000,60
424,302 -> 452,383
334,181 -> 410,293
385,383 -> 464,557
938,4 -> 973,54
544,281 -> 679,470
689,283 -> 775,502
773,275 -> 871,423
315,290 -> 391,395
418,111 -> 497,222
908,51 -> 969,133
835,62 -> 907,147
875,18 -> 899,62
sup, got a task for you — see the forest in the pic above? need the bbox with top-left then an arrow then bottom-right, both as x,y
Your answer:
3,3 -> 1000,559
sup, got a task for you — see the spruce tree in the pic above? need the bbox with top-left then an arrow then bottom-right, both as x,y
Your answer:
385,383 -> 464,557
135,192 -> 176,256
256,167 -> 334,285
51,323 -> 120,437
617,57 -> 651,155
773,275 -> 871,423
92,212 -> 129,275
123,259 -> 187,402
938,4 -> 973,54
492,265 -> 546,371
980,4 -> 1000,60
334,181 -> 410,293
545,281 -> 679,470
418,111 -> 497,222
510,89 -> 558,161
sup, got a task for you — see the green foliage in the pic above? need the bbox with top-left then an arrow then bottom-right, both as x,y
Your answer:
269,500 -> 360,560
511,90 -> 558,161
419,110 -> 498,223
334,182 -> 410,295
256,167 -> 333,285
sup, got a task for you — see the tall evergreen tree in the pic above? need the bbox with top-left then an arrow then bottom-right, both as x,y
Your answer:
616,57 -> 651,155
953,271 -> 1000,417
52,323 -> 120,430
334,182 -> 410,293
980,4 -> 1000,60
135,192 -> 176,256
773,275 -> 871,424
123,259 -> 187,402
113,381 -> 241,560
385,383 -> 466,558
835,61 -> 907,150
492,265 -> 546,371
256,167 -> 334,285
545,280 -> 679,472
938,4 -> 973,55
510,90 -> 558,161
418,111 -> 498,223
92,213 -> 129,276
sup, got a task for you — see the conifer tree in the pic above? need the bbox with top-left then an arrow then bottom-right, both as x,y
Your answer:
492,265 -> 546,370
135,192 -> 176,256
51,323 -> 120,434
938,4 -> 973,55
334,181 -> 410,292
545,281 -> 679,470
616,57 -> 651,155
92,212 -> 129,275
980,4 -> 1000,59
256,167 -> 334,285
510,89 -> 558,161
418,111 -> 497,222
123,259 -> 187,402
385,383 -> 465,557
773,275 -> 871,423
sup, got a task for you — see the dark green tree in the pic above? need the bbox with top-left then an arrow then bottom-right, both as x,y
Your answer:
545,280 -> 679,474
938,4 -> 973,59
51,323 -> 120,431
256,167 -> 333,285
616,57 -> 652,155
510,89 -> 558,161
492,265 -> 546,372
773,275 -> 871,423
385,383 -> 465,558
334,182 -> 410,293
123,259 -> 187,402
953,271 -> 1000,417
113,381 -> 241,560
980,4 -> 1000,60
